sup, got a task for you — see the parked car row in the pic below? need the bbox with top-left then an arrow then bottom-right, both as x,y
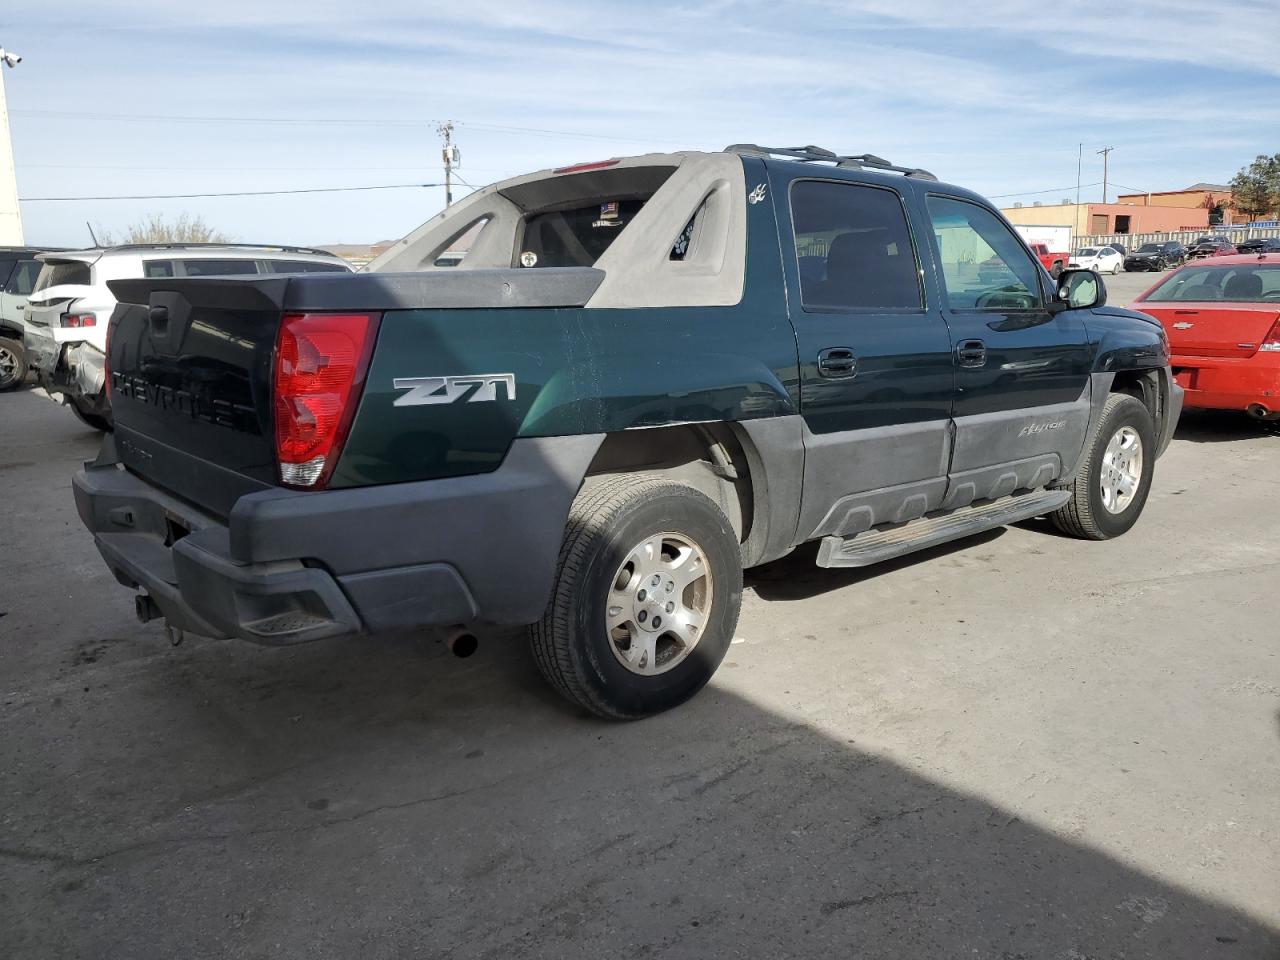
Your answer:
0,243 -> 352,429
1065,236 -> 1280,275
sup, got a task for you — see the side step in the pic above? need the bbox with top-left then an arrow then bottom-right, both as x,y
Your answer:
815,489 -> 1071,568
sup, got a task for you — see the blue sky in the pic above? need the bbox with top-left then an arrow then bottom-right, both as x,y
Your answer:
4,0 -> 1278,246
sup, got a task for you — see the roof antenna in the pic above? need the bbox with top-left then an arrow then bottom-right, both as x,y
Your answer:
85,221 -> 99,246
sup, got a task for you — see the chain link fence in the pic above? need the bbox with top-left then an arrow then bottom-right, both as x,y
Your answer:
1074,225 -> 1280,249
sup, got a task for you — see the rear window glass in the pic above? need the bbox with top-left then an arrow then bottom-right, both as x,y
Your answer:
791,180 -> 923,311
518,198 -> 647,268
143,260 -> 175,278
1143,264 -> 1280,302
179,259 -> 259,277
5,259 -> 41,295
265,260 -> 349,274
34,261 -> 92,291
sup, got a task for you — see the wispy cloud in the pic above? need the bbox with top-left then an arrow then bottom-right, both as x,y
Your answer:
5,0 -> 1277,244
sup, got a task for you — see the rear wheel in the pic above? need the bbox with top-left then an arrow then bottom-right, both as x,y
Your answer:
1050,263 -> 1063,279
1051,393 -> 1155,540
529,474 -> 742,720
0,338 -> 26,391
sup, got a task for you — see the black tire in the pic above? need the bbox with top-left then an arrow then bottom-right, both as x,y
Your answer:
1050,263 -> 1063,279
0,337 -> 26,391
529,474 -> 743,720
1051,393 -> 1156,540
70,399 -> 113,433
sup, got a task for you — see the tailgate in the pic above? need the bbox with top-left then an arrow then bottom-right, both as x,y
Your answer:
107,277 -> 291,517
106,269 -> 603,518
1144,303 -> 1280,359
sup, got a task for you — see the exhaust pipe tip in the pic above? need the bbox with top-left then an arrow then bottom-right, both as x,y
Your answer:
135,593 -> 161,624
444,627 -> 478,658
1247,403 -> 1273,420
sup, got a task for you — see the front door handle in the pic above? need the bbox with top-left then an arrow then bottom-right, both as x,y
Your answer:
817,347 -> 857,379
956,339 -> 987,368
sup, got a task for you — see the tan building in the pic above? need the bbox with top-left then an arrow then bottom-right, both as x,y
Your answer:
1000,201 -> 1208,237
1116,183 -> 1236,225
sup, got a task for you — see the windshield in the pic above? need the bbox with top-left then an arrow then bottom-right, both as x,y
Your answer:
1137,244 -> 1160,253
1142,264 -> 1280,302
1077,248 -> 1098,256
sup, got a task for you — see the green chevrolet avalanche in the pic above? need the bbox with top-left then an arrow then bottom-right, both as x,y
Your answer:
75,145 -> 1182,719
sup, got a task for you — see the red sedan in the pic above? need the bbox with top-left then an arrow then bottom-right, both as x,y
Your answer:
1132,254 -> 1280,420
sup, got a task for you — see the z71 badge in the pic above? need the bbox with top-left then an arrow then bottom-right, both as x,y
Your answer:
393,373 -> 517,406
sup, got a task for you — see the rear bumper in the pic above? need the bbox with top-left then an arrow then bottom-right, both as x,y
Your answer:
1171,353 -> 1280,413
1161,373 -> 1184,455
73,434 -> 603,645
25,331 -> 108,408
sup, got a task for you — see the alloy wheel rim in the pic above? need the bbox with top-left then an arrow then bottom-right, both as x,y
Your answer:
0,346 -> 16,385
1100,426 -> 1143,514
606,532 -> 713,676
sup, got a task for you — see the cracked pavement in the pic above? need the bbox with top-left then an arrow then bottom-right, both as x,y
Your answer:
2,381 -> 1279,959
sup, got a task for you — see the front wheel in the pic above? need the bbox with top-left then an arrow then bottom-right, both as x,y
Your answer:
0,337 -> 27,391
1111,261 -> 1121,274
528,474 -> 743,719
1051,393 -> 1155,540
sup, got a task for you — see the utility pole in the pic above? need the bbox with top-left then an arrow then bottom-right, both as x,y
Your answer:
1097,145 -> 1114,204
438,121 -> 459,207
0,44 -> 24,245
1075,143 -> 1082,206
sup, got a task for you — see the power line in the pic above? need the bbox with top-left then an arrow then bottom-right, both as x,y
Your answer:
10,109 -> 696,146
986,182 -> 1103,199
20,183 -> 443,202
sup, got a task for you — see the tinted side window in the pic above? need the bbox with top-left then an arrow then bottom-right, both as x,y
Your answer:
926,196 -> 1041,310
6,259 -> 41,295
143,260 -> 175,278
179,259 -> 259,277
790,180 -> 922,311
265,260 -> 350,274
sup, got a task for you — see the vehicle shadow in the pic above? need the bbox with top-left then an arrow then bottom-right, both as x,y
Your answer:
746,528 -> 1004,602
1174,409 -> 1279,444
3,626 -> 1276,960
3,321 -> 1276,960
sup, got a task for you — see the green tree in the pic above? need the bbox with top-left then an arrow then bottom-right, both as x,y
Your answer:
1229,154 -> 1280,222
94,212 -> 230,245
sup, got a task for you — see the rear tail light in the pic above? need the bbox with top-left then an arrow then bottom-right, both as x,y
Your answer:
1260,317 -> 1280,353
273,312 -> 379,488
63,313 -> 96,328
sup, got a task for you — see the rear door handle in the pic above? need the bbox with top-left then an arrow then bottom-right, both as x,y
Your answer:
817,347 -> 857,379
956,339 -> 987,368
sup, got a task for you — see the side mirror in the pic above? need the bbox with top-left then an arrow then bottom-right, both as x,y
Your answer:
1053,269 -> 1107,311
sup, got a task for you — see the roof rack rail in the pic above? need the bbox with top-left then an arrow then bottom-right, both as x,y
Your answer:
101,242 -> 335,256
723,144 -> 938,181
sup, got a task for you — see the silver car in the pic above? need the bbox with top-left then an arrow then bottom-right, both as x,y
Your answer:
24,243 -> 352,429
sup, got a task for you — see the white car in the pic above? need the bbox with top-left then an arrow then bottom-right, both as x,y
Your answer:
1067,246 -> 1124,275
24,243 -> 352,430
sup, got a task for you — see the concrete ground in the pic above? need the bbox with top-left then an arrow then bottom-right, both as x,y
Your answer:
2,350 -> 1279,958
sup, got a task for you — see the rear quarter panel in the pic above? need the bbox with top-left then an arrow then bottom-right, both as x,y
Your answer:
329,169 -> 800,488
